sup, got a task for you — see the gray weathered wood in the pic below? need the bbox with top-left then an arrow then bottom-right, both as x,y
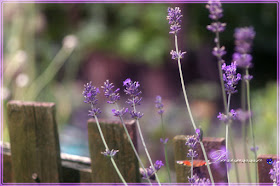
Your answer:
258,154 -> 279,183
174,135 -> 227,183
88,118 -> 140,183
1,142 -> 92,183
7,101 -> 62,183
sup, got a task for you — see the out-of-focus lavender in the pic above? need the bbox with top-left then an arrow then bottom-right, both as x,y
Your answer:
269,160 -> 279,185
233,27 -> 256,68
155,95 -> 164,115
217,109 -> 237,124
188,174 -> 211,185
101,149 -> 119,157
140,160 -> 164,179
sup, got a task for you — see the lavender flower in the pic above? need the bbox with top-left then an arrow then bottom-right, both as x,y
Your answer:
207,22 -> 226,33
244,74 -> 253,81
140,161 -> 164,180
166,7 -> 183,34
130,110 -> 144,119
250,146 -> 259,153
212,46 -> 226,57
217,109 -> 237,124
269,160 -> 280,185
82,82 -> 99,105
154,160 -> 164,171
222,62 -> 242,94
206,0 -> 224,20
170,50 -> 186,60
123,78 -> 142,107
101,80 -> 120,104
83,82 -> 101,117
185,135 -> 198,149
236,109 -> 251,122
187,149 -> 198,158
188,174 -> 211,185
196,128 -> 203,141
101,149 -> 119,157
155,96 -> 164,115
112,108 -> 128,117
160,138 -> 169,144
233,27 -> 256,68
232,53 -> 253,69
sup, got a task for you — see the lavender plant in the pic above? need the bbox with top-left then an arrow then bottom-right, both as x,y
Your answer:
233,27 -> 258,183
206,0 -> 241,183
155,96 -> 171,182
186,133 -> 199,183
123,78 -> 162,184
101,80 -> 152,184
167,7 -> 214,184
269,160 -> 280,186
82,81 -> 127,185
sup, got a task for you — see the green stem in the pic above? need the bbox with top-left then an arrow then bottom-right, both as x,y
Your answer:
94,115 -> 127,185
229,129 -> 240,183
191,155 -> 193,186
132,100 -> 161,185
116,104 -> 152,185
241,70 -> 252,183
215,29 -> 240,184
25,47 -> 74,101
226,94 -> 231,185
174,34 -> 214,185
160,115 -> 171,183
245,69 -> 258,183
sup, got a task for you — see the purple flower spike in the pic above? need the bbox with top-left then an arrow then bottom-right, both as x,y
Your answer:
170,50 -> 186,60
236,109 -> 251,122
269,160 -> 280,185
212,46 -> 226,57
244,74 -> 253,81
88,108 -> 101,117
130,110 -> 144,120
82,82 -> 100,105
250,146 -> 259,152
160,138 -> 169,144
187,149 -> 198,158
155,95 -> 164,115
101,149 -> 119,157
101,80 -> 120,104
222,62 -> 241,94
217,109 -> 237,124
207,22 -> 226,33
83,82 -> 101,117
167,7 -> 183,34
112,108 -> 128,117
123,78 -> 142,97
185,135 -> 198,149
154,160 -> 164,171
188,174 -> 210,184
141,167 -> 154,180
232,53 -> 253,68
206,0 -> 224,20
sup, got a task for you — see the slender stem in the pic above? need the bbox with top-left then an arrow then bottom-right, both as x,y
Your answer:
26,47 -> 74,100
241,70 -> 252,183
115,104 -> 152,185
160,114 -> 171,183
132,100 -> 161,185
226,124 -> 230,184
191,155 -> 193,186
174,34 -> 214,185
245,69 -> 258,183
229,129 -> 240,183
94,115 -> 127,185
215,29 -> 240,184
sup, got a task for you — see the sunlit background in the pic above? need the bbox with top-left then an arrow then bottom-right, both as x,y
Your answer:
2,3 -> 277,183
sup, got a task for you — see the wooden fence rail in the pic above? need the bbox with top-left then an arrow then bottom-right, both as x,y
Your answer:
2,101 -> 278,184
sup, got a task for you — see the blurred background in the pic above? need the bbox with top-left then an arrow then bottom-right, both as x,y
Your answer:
2,3 -> 277,182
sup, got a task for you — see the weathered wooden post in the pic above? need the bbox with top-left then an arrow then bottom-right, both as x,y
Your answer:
258,154 -> 279,183
174,135 -> 227,183
7,101 -> 62,183
88,119 -> 140,183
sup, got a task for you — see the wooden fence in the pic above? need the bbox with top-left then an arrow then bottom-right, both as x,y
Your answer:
1,101 -> 277,184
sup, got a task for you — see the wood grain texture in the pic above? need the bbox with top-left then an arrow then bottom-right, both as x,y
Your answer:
173,135 -> 227,183
258,154 -> 279,183
1,142 -> 92,183
88,118 -> 140,183
7,101 -> 62,183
